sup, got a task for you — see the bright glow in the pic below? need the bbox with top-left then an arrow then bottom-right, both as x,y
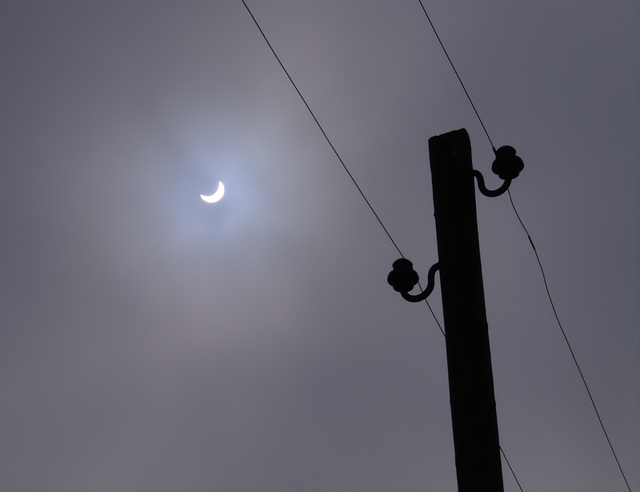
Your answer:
200,181 -> 225,203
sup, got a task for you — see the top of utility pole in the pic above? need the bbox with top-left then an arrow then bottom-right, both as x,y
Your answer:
388,129 -> 524,491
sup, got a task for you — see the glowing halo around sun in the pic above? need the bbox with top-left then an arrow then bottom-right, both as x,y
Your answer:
200,181 -> 225,203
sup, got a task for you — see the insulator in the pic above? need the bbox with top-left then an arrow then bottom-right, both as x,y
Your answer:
387,258 -> 419,293
491,145 -> 524,180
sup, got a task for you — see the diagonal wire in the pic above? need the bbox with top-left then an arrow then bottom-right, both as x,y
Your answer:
416,0 -> 633,486
507,190 -> 633,492
501,447 -> 525,492
241,0 -> 444,337
241,0 -> 404,258
416,0 -> 496,154
420,280 -> 444,336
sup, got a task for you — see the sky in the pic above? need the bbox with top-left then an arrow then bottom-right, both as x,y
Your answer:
1,1 -> 638,491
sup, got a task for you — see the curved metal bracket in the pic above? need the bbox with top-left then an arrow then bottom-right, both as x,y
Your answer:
473,170 -> 512,197
400,262 -> 440,303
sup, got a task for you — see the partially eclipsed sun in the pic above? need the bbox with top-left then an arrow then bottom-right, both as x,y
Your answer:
200,181 -> 225,203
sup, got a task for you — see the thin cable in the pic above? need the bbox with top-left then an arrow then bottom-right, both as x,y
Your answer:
241,0 -> 404,258
507,190 -> 633,492
241,1 -> 447,340
416,0 -> 628,485
501,447 -> 525,492
416,0 -> 629,482
416,278 -> 445,337
424,298 -> 445,337
418,0 -> 631,484
416,0 -> 496,153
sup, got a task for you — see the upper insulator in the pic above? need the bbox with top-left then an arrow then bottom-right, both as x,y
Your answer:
387,258 -> 419,293
491,145 -> 524,180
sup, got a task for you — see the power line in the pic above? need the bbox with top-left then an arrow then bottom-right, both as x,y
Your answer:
416,0 -> 496,153
415,1 -> 632,487
507,190 -> 633,492
241,0 -> 444,338
240,0 -> 404,259
501,447 -> 525,492
420,280 -> 445,336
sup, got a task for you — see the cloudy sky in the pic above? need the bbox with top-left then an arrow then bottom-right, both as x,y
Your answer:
1,1 -> 638,491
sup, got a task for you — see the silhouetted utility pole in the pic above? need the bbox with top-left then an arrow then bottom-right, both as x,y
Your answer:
431,128 -> 503,491
388,128 -> 523,491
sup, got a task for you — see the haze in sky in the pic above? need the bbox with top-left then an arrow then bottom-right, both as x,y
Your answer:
1,1 -> 638,491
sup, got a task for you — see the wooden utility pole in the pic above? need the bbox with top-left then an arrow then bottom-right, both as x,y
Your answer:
429,128 -> 504,491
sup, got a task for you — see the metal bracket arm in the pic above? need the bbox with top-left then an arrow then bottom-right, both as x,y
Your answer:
473,170 -> 512,197
398,262 -> 440,303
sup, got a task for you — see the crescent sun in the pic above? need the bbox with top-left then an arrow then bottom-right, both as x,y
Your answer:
200,181 -> 225,203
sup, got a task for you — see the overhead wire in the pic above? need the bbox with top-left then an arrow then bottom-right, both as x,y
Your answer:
416,2 -> 634,490
417,2 -> 634,488
416,0 -> 496,153
240,0 -> 444,336
240,0 -> 403,259
501,447 -> 525,492
507,191 -> 634,492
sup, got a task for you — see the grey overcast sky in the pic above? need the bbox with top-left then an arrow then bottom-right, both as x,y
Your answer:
1,1 -> 638,491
